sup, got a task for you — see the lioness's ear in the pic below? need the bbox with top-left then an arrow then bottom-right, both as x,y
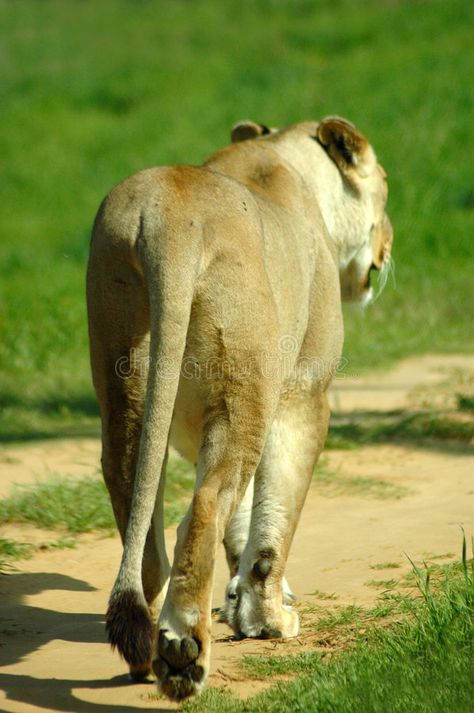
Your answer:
231,120 -> 271,143
316,117 -> 376,178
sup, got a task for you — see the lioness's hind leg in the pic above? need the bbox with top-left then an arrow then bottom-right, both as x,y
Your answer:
225,393 -> 329,640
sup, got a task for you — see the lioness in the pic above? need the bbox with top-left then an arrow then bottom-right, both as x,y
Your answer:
87,117 -> 392,701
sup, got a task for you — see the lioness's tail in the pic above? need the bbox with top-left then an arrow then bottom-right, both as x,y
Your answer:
104,205 -> 202,669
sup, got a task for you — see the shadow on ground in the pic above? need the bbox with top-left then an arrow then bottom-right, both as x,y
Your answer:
0,572 -> 102,667
0,672 -> 174,713
0,571 -> 175,713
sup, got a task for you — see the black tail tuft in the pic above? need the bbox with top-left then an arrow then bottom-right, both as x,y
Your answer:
106,590 -> 154,667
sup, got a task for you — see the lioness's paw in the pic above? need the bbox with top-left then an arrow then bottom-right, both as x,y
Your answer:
221,575 -> 299,640
152,630 -> 206,701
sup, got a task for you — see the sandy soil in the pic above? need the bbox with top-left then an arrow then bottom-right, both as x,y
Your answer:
0,355 -> 473,712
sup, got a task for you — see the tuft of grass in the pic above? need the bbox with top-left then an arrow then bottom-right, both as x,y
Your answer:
307,589 -> 338,600
0,537 -> 33,560
368,601 -> 399,620
365,578 -> 398,590
457,395 -> 474,413
0,537 -> 34,571
324,433 -> 359,451
391,414 -> 474,443
0,477 -> 115,534
424,552 -> 455,561
370,562 -> 401,570
0,452 -> 194,544
328,411 -> 474,449
241,651 -> 322,678
38,536 -> 77,551
401,554 -> 465,589
313,466 -> 410,500
315,604 -> 366,631
0,534 -> 79,572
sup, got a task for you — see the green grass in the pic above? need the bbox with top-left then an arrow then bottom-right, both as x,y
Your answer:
370,561 -> 401,570
162,454 -> 196,526
184,542 -> 474,713
457,395 -> 474,413
241,651 -> 323,678
0,537 -> 34,571
0,0 -> 473,440
313,464 -> 410,499
307,589 -> 339,600
400,556 -> 465,588
0,478 -> 116,534
0,453 -> 194,564
365,578 -> 398,590
312,603 -> 366,630
327,411 -> 474,449
0,535 -> 78,573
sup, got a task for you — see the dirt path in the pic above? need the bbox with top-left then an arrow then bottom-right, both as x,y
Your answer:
1,355 -> 473,712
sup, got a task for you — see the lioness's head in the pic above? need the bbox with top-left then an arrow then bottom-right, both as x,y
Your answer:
316,117 -> 393,305
231,116 -> 393,306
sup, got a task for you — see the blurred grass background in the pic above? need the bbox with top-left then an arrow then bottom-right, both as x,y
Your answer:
0,0 -> 473,440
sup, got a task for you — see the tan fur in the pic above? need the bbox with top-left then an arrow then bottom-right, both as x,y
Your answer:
87,117 -> 392,700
